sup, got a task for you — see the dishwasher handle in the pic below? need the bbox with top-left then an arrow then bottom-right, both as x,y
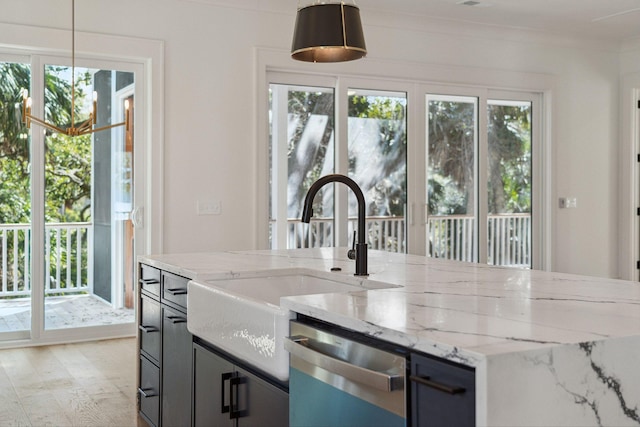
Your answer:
284,335 -> 404,392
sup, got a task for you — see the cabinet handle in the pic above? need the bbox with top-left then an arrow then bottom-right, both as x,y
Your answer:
221,372 -> 233,414
284,336 -> 404,392
409,375 -> 466,395
166,315 -> 187,324
230,375 -> 248,419
165,287 -> 187,296
138,387 -> 158,398
139,278 -> 159,285
139,324 -> 158,333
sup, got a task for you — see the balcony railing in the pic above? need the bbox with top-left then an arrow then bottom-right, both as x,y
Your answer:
428,214 -> 531,267
276,213 -> 531,267
0,222 -> 92,298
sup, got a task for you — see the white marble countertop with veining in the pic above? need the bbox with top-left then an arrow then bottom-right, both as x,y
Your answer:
140,248 -> 640,363
140,248 -> 640,425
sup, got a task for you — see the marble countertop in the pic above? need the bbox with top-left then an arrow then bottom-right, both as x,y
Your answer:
140,247 -> 640,366
140,248 -> 640,425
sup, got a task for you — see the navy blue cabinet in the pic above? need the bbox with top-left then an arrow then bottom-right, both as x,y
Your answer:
410,352 -> 475,427
193,341 -> 289,427
138,264 -> 192,427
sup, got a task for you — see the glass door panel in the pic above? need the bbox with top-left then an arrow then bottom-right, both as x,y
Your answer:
269,84 -> 335,249
347,89 -> 407,253
43,64 -> 135,330
426,95 -> 478,262
0,61 -> 32,339
487,100 -> 532,267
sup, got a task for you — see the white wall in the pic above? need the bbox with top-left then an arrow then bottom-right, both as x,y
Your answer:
0,0 -> 629,278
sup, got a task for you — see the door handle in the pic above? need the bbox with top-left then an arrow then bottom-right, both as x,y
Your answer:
221,372 -> 233,414
229,375 -> 248,419
131,206 -> 144,228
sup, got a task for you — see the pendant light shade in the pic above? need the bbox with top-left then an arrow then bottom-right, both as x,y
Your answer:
291,2 -> 367,63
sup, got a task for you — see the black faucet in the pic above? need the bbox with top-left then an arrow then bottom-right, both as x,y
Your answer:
301,174 -> 368,276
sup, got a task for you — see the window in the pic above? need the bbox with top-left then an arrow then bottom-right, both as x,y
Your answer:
264,69 -> 542,269
0,31 -> 166,348
268,79 -> 408,253
425,94 -> 535,267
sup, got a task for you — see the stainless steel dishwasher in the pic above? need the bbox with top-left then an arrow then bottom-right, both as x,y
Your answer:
285,320 -> 406,427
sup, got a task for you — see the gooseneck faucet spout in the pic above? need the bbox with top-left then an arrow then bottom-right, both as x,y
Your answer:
302,174 -> 368,276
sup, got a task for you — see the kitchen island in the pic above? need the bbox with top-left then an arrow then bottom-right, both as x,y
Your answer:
140,248 -> 640,426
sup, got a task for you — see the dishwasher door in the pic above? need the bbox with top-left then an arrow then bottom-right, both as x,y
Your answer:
285,320 -> 406,427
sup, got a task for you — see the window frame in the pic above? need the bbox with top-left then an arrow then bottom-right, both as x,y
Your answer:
255,48 -> 552,271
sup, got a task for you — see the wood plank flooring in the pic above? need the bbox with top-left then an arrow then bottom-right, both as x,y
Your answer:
0,338 -> 144,427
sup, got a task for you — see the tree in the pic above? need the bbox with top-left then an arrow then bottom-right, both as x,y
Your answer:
0,62 -> 92,224
487,104 -> 531,214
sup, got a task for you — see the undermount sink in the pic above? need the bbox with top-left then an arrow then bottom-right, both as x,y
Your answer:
187,269 -> 397,381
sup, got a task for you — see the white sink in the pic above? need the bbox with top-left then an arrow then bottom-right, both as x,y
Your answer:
187,270 -> 396,381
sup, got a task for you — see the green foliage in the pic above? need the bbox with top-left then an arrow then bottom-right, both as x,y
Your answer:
427,100 -> 531,215
0,62 -> 92,225
349,95 -> 407,217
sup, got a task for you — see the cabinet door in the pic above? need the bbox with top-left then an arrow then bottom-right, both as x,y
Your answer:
193,342 -> 235,427
139,294 -> 161,364
235,366 -> 289,427
410,353 -> 475,427
139,355 -> 160,427
162,306 -> 192,427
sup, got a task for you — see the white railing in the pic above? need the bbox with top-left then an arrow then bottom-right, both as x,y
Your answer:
487,213 -> 531,267
428,214 -> 532,267
277,213 -> 531,267
281,216 -> 406,254
428,215 -> 476,262
0,222 -> 92,298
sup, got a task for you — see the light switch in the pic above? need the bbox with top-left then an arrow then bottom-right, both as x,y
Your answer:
197,200 -> 222,215
559,197 -> 577,209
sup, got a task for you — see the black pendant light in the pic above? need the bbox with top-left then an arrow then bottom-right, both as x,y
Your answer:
291,1 -> 367,63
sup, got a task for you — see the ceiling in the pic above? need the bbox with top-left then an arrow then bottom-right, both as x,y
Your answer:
361,0 -> 640,43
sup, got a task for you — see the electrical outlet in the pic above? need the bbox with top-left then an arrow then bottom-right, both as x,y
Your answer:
197,200 -> 222,215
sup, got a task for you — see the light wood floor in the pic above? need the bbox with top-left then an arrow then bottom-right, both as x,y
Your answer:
0,337 -> 144,427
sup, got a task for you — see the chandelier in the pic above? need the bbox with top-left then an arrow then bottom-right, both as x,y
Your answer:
21,0 -> 130,136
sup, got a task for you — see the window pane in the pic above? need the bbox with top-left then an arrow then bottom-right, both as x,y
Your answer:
487,100 -> 532,267
0,61 -> 32,337
426,95 -> 478,262
348,89 -> 407,253
269,84 -> 335,249
43,65 -> 135,330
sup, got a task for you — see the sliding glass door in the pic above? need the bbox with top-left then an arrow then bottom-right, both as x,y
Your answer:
425,93 -> 535,267
0,55 -> 139,342
268,77 -> 407,253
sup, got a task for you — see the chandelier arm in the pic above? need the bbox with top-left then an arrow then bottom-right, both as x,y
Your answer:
26,114 -> 68,135
85,121 -> 127,135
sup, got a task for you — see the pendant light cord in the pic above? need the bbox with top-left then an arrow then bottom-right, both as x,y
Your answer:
71,0 -> 76,128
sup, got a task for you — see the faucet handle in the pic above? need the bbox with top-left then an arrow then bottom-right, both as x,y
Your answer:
347,230 -> 356,260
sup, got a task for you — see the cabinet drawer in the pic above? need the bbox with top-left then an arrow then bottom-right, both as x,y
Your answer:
140,294 -> 161,363
139,355 -> 160,427
410,353 -> 475,427
140,264 -> 161,297
162,271 -> 189,309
